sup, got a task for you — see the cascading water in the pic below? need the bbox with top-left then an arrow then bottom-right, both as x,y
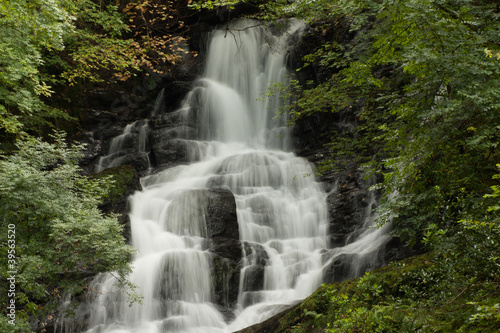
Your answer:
82,19 -> 390,333
96,120 -> 151,173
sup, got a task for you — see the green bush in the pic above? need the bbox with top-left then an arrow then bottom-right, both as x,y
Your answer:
0,133 -> 135,329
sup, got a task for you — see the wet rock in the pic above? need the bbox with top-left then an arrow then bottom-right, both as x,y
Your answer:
205,188 -> 239,240
157,70 -> 200,113
198,188 -> 242,316
78,131 -> 104,173
243,242 -> 270,268
211,246 -> 241,315
210,238 -> 241,263
241,265 -> 266,294
117,152 -> 150,173
322,252 -> 359,283
239,242 -> 270,294
151,139 -> 190,166
380,236 -> 419,264
151,126 -> 198,142
153,109 -> 196,128
292,112 -> 341,160
326,171 -> 369,247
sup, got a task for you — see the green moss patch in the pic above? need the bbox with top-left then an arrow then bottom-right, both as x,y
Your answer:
92,165 -> 138,204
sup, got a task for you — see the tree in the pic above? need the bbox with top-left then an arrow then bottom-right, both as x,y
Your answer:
0,133 -> 135,330
0,0 -> 201,142
365,0 -> 500,244
0,0 -> 140,139
0,0 -> 74,134
121,0 -> 198,75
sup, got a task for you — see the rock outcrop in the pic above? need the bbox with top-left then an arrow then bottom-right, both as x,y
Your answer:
204,189 -> 242,315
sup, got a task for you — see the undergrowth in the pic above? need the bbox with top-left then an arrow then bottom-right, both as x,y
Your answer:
277,253 -> 500,332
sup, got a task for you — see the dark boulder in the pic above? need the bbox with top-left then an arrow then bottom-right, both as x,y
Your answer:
151,139 -> 190,166
200,189 -> 242,316
380,236 -> 419,264
150,126 -> 198,142
326,170 -> 370,247
205,188 -> 239,240
116,151 -> 151,173
210,240 -> 241,316
322,252 -> 360,284
239,242 -> 270,301
153,109 -> 196,129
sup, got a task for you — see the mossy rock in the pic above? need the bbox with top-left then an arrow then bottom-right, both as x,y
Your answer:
93,165 -> 141,205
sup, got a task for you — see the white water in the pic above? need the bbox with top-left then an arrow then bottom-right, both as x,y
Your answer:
96,120 -> 151,173
83,19 -> 389,333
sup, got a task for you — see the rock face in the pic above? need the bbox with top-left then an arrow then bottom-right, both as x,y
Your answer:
205,189 -> 239,239
238,242 -> 270,308
204,189 -> 242,316
322,252 -> 359,284
75,62 -> 200,175
293,109 -> 414,281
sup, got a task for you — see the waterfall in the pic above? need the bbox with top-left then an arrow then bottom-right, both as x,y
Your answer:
82,19 -> 390,333
151,88 -> 165,117
96,120 -> 151,173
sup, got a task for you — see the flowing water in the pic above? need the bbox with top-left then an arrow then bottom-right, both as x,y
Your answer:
95,120 -> 151,173
82,19 -> 389,333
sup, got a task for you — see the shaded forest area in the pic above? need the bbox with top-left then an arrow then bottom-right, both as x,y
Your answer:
1,0 -> 499,332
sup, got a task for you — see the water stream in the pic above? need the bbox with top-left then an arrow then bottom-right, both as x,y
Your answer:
82,19 -> 389,333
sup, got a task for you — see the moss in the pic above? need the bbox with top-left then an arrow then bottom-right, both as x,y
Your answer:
92,165 -> 137,204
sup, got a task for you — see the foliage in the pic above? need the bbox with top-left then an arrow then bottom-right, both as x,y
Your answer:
0,0 -> 136,137
0,0 -> 198,140
188,0 -> 242,10
93,165 -> 137,203
0,133 -> 135,329
367,0 -> 500,245
122,0 -> 198,75
276,253 -> 500,333
57,0 -> 138,85
0,0 -> 75,134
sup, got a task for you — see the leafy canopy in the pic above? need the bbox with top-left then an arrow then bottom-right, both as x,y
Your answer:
0,0 -> 74,134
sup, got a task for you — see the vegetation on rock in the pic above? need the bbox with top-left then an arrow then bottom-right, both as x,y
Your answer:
271,252 -> 500,332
